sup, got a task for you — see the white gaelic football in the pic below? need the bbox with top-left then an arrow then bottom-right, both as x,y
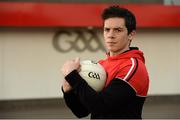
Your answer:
79,60 -> 107,92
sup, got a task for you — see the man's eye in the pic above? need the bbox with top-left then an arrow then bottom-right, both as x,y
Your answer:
104,28 -> 110,32
115,29 -> 123,32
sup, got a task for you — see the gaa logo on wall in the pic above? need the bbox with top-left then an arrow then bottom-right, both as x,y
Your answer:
53,29 -> 106,53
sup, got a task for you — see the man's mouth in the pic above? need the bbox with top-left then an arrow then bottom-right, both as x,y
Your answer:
107,42 -> 116,45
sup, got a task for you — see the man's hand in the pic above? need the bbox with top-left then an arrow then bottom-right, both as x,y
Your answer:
61,57 -> 80,93
61,57 -> 80,76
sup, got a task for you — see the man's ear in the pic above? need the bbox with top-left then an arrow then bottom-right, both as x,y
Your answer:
128,30 -> 136,41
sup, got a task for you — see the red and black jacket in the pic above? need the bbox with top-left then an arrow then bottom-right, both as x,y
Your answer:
62,47 -> 149,119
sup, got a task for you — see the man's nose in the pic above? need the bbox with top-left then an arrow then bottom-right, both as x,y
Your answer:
108,30 -> 115,39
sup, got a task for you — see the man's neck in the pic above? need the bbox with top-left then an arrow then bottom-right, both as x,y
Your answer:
110,47 -> 130,56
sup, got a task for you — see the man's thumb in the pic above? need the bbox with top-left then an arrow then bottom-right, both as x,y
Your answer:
75,57 -> 80,63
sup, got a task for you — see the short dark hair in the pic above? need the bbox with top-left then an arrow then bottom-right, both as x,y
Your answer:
101,5 -> 136,34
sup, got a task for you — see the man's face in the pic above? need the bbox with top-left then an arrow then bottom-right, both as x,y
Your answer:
103,17 -> 130,56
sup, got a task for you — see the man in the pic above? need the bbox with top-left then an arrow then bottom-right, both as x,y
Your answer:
61,5 -> 149,119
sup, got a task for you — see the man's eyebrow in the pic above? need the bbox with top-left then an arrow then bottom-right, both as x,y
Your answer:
114,27 -> 125,29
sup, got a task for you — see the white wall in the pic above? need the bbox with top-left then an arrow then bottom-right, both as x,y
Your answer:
0,28 -> 180,100
134,29 -> 180,95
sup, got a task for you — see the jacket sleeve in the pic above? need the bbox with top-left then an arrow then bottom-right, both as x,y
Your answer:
64,70 -> 136,115
62,87 -> 90,118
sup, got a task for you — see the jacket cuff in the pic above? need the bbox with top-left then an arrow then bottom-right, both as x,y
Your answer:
65,70 -> 83,89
